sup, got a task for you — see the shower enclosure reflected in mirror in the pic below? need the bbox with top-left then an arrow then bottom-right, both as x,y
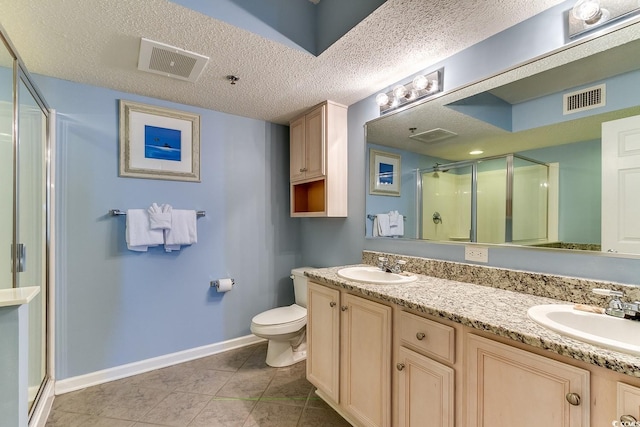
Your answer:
365,29 -> 640,256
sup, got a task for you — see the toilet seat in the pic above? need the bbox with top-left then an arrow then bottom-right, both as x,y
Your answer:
250,304 -> 307,336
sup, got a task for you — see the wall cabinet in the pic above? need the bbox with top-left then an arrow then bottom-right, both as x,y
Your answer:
307,282 -> 391,427
289,101 -> 347,217
466,334 -> 590,427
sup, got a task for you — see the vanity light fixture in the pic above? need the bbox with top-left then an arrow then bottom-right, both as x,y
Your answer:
469,150 -> 484,155
568,0 -> 640,38
376,68 -> 443,114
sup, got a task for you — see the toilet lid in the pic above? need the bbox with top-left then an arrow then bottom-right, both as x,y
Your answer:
252,304 -> 306,326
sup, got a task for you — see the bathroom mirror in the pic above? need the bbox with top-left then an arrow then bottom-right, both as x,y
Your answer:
365,31 -> 640,256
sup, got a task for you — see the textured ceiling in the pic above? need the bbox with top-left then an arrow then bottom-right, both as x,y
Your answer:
0,0 -> 566,124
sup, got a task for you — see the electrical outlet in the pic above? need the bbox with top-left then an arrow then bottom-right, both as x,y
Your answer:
465,245 -> 489,263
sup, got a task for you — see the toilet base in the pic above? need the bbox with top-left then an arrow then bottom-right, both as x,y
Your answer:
265,339 -> 307,367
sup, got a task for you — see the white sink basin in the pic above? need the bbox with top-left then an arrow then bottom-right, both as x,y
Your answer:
337,266 -> 417,285
527,304 -> 640,356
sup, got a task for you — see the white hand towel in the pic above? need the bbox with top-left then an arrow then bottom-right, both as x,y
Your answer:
389,210 -> 400,228
392,214 -> 404,237
126,209 -> 164,251
148,203 -> 172,230
164,210 -> 197,252
372,217 -> 380,237
376,213 -> 391,236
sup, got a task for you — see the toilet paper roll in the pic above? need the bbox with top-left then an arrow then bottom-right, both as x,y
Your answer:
216,278 -> 234,293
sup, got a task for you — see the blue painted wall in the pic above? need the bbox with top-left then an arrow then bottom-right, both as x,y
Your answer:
33,76 -> 300,379
300,0 -> 640,285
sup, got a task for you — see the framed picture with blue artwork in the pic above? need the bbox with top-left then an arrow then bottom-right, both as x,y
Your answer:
369,149 -> 401,196
119,100 -> 200,182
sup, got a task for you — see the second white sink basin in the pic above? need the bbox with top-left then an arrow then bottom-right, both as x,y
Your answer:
527,304 -> 640,356
337,266 -> 417,285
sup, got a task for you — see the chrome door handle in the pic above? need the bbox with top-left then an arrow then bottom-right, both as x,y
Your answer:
16,243 -> 26,273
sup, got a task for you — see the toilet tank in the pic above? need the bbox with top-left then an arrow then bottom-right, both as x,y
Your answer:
291,267 -> 312,308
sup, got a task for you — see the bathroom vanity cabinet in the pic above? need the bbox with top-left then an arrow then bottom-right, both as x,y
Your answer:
307,282 -> 392,427
289,101 -> 347,217
307,275 -> 640,427
465,333 -> 589,427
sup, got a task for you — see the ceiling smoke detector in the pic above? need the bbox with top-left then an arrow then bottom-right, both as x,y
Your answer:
409,128 -> 458,144
138,38 -> 208,83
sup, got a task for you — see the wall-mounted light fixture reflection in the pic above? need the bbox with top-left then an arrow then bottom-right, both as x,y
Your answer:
568,0 -> 640,38
376,68 -> 443,114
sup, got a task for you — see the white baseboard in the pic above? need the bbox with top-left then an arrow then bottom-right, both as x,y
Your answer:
54,334 -> 265,395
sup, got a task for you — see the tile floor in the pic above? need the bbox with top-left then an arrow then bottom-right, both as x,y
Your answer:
46,342 -> 351,426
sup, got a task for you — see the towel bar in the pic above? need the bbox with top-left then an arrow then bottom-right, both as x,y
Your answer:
109,209 -> 206,218
367,214 -> 406,221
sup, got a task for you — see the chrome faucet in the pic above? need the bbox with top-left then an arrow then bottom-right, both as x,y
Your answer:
593,288 -> 640,320
377,257 -> 407,274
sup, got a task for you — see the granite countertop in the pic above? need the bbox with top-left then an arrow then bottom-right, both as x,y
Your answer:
306,264 -> 640,378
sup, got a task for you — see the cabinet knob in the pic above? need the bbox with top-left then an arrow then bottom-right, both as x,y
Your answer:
396,363 -> 405,371
329,301 -> 336,307
300,167 -> 307,172
565,392 -> 581,406
341,306 -> 348,311
621,415 -> 638,423
416,332 -> 426,341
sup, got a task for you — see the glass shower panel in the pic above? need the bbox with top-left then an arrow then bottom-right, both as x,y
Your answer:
512,157 -> 549,242
0,41 -> 13,289
421,165 -> 473,241
476,158 -> 507,244
17,77 -> 47,410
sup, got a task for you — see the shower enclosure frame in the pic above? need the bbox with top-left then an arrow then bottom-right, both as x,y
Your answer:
1,23 -> 54,425
418,153 -> 550,244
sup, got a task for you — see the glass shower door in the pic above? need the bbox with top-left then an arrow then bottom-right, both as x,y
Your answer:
17,76 -> 48,410
0,40 -> 13,290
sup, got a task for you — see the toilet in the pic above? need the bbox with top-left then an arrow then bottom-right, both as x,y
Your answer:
250,267 -> 310,367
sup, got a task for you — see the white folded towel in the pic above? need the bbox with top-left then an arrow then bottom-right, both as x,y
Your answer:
391,213 -> 404,237
376,213 -> 391,236
164,210 -> 197,252
126,209 -> 164,251
375,212 -> 404,237
148,203 -> 172,230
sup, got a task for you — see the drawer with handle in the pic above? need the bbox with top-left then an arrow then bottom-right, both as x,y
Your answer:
399,310 -> 455,364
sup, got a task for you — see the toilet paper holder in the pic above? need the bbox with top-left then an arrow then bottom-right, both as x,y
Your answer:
210,278 -> 235,289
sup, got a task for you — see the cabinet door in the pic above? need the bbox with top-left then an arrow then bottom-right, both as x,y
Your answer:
341,293 -> 392,427
307,282 -> 340,402
618,382 -> 640,425
289,115 -> 306,182
304,104 -> 325,179
466,334 -> 589,427
397,347 -> 454,427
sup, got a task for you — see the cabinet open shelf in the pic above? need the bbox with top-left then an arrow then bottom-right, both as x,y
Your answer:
292,179 -> 326,215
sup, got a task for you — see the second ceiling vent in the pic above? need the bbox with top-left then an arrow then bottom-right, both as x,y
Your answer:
137,38 -> 208,83
563,84 -> 606,115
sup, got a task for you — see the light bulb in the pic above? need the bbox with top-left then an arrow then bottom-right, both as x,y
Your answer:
572,0 -> 602,24
375,93 -> 389,107
428,79 -> 438,92
393,85 -> 407,99
412,75 -> 428,91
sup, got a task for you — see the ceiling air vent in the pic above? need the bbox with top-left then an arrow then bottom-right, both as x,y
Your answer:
137,38 -> 208,83
563,84 -> 606,115
409,128 -> 457,144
